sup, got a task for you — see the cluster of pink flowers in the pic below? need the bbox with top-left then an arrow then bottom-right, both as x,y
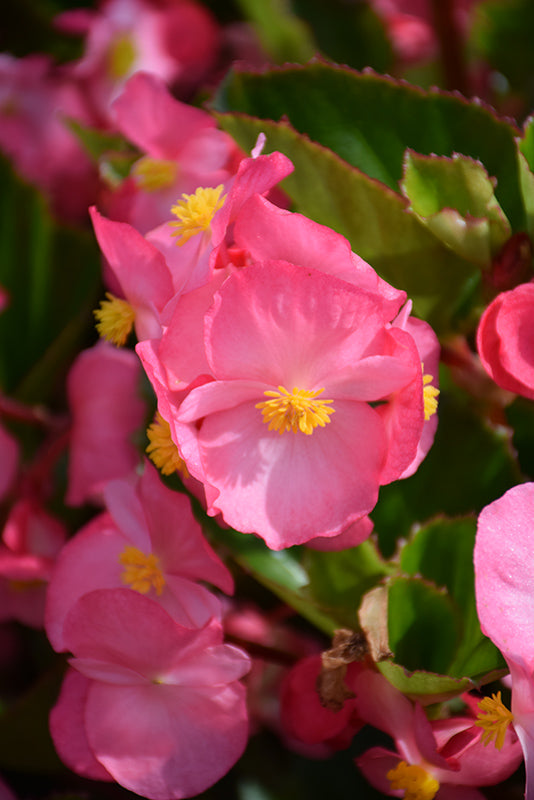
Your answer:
282,653 -> 522,799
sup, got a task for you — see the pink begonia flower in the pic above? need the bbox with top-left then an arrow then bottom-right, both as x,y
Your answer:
280,654 -> 364,749
475,482 -> 534,799
49,588 -> 250,799
0,54 -> 98,223
56,0 -> 219,119
355,669 -> 522,799
106,72 -> 240,233
46,461 -> 233,650
476,281 -> 534,401
92,148 -> 293,345
0,422 -> 19,503
232,195 -> 440,480
370,0 -> 478,64
0,499 -> 67,628
167,260 -> 424,549
0,776 -> 16,800
66,342 -> 145,505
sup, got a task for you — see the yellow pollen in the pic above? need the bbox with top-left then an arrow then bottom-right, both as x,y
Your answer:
256,386 -> 335,435
476,691 -> 514,750
132,158 -> 178,192
93,292 -> 135,347
107,33 -> 137,79
169,185 -> 226,246
386,761 -> 439,800
146,412 -> 190,478
422,363 -> 439,421
119,546 -> 165,596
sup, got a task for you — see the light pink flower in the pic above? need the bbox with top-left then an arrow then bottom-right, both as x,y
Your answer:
475,482 -> 534,799
66,342 -> 145,505
49,588 -> 250,799
46,462 -> 233,649
477,281 -> 534,401
56,0 -> 219,119
106,72 -> 240,233
169,260 -> 424,549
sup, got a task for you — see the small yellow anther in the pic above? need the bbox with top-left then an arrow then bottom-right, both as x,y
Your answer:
386,761 -> 439,800
256,386 -> 335,436
93,292 -> 135,347
169,185 -> 226,246
476,691 -> 514,750
119,546 -> 165,596
422,363 -> 439,421
107,33 -> 137,79
132,158 -> 178,192
146,412 -> 190,478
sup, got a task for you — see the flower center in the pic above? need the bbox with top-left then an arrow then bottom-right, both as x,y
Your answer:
169,185 -> 226,246
256,386 -> 335,435
132,158 -> 178,192
119,546 -> 165,596
422,363 -> 439,421
107,33 -> 137,79
386,761 -> 439,800
476,691 -> 514,750
146,412 -> 190,478
94,293 -> 135,347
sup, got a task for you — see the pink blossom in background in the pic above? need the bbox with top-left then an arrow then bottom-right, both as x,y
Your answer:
105,72 -> 240,233
0,499 -> 67,628
0,422 -> 19,503
476,281 -> 534,401
169,260 -> 424,549
370,0 -> 479,65
66,342 -> 145,505
49,588 -> 250,799
475,483 -> 534,800
46,462 -> 233,650
55,0 -> 220,120
0,54 -> 99,223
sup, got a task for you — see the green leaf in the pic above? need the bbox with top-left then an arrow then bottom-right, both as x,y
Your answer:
377,661 -> 471,703
65,117 -> 135,164
387,576 -> 459,675
217,114 -> 480,333
303,539 -> 392,630
215,62 -> 526,231
399,517 -> 505,679
402,151 -> 511,266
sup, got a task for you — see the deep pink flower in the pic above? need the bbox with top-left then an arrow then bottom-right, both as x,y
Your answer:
477,281 -> 534,401
46,461 -> 233,649
66,342 -> 146,505
0,54 -> 98,223
0,422 -> 19,503
0,499 -> 67,628
49,588 -> 250,799
355,669 -> 522,799
168,260 -> 424,549
475,482 -> 534,799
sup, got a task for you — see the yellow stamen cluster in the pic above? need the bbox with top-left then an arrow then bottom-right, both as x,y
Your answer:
107,33 -> 137,79
386,761 -> 439,800
256,386 -> 335,435
146,412 -> 190,478
132,158 -> 178,192
476,691 -> 514,750
169,185 -> 226,246
422,363 -> 439,421
93,292 -> 135,347
119,546 -> 165,596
